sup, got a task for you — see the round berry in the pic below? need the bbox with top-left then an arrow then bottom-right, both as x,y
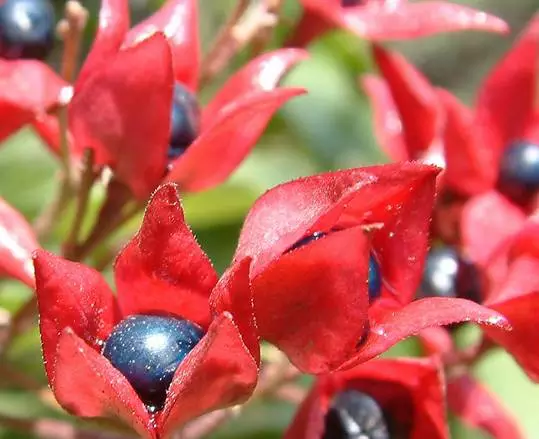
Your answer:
323,390 -> 390,439
0,0 -> 55,60
418,246 -> 481,303
102,314 -> 204,411
498,140 -> 539,202
288,231 -> 382,302
168,82 -> 200,160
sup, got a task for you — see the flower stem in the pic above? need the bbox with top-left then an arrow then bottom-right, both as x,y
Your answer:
63,149 -> 96,260
200,0 -> 279,86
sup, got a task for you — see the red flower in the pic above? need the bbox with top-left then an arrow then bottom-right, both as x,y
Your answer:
418,329 -> 524,439
464,219 -> 539,381
54,0 -> 307,198
0,197 -> 39,287
365,14 -> 539,199
212,162 -> 510,373
0,59 -> 66,144
34,184 -> 259,438
284,357 -> 449,439
289,0 -> 507,47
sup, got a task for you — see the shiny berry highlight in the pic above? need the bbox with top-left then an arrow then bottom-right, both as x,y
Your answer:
102,314 -> 204,411
323,389 -> 390,439
168,82 -> 200,160
418,246 -> 481,303
0,0 -> 55,60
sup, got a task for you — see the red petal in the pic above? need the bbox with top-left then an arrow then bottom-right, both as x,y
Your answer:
115,184 -> 217,327
361,74 -> 408,162
286,9 -> 335,48
438,89 -> 496,195
373,45 -> 442,157
76,0 -> 130,89
506,219 -> 539,261
417,327 -> 455,357
31,113 -> 77,157
166,88 -> 305,192
202,49 -> 308,125
448,374 -> 524,439
284,384 -> 325,439
461,191 -> 526,270
475,14 -> 539,152
157,312 -> 258,436
286,357 -> 448,439
0,197 -> 39,287
70,33 -> 173,199
34,250 -> 118,382
301,0 -> 508,40
486,256 -> 539,305
54,329 -> 154,439
0,60 -> 66,142
124,0 -> 199,90
342,297 -> 510,368
235,163 -> 438,304
252,227 -> 370,373
485,292 -> 539,382
209,258 -> 260,363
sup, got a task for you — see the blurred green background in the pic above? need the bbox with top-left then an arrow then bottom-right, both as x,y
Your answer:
0,0 -> 538,438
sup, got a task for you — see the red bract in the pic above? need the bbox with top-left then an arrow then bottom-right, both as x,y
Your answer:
0,59 -> 66,144
448,374 -> 524,439
211,162 -> 510,373
418,330 -> 523,439
285,357 -> 448,439
366,14 -> 539,198
0,197 -> 39,287
64,0 -> 306,198
290,0 -> 507,47
34,184 -> 258,439
459,203 -> 539,381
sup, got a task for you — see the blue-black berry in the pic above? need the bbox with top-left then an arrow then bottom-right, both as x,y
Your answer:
102,314 -> 204,411
323,390 -> 390,439
168,82 -> 200,161
498,140 -> 539,203
0,0 -> 55,60
418,246 -> 481,303
288,231 -> 382,301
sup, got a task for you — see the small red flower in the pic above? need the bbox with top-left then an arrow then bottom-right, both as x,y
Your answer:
285,357 -> 449,439
290,0 -> 507,47
57,0 -> 307,198
365,14 -> 539,199
212,162 -> 510,373
34,184 -> 258,438
0,59 -> 66,144
0,197 -> 39,287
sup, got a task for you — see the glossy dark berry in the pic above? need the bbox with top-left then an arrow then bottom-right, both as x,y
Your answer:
288,231 -> 382,301
418,246 -> 481,303
368,254 -> 382,301
341,0 -> 365,6
168,82 -> 200,160
323,390 -> 390,439
0,0 -> 55,60
102,314 -> 204,411
498,140 -> 539,203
